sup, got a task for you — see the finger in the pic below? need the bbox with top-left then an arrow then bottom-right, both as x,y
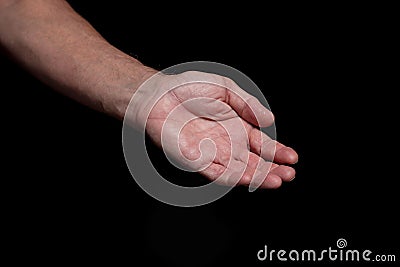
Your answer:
260,173 -> 283,189
249,127 -> 298,164
247,157 -> 282,190
179,97 -> 238,121
238,152 -> 267,186
237,152 -> 294,189
198,153 -> 249,186
200,157 -> 290,189
243,153 -> 283,189
206,157 -> 268,188
233,151 -> 282,189
270,163 -> 296,182
224,79 -> 274,127
243,154 -> 295,183
210,159 -> 248,186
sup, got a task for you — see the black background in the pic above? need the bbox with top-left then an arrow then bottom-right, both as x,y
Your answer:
2,2 -> 398,266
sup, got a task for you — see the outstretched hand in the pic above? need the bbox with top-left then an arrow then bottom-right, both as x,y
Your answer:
134,71 -> 298,189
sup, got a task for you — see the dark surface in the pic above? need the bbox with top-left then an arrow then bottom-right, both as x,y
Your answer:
2,2 -> 398,266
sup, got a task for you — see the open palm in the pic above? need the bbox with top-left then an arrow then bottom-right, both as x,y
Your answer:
145,72 -> 298,189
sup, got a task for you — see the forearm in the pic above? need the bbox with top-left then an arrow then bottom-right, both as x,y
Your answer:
0,0 -> 156,119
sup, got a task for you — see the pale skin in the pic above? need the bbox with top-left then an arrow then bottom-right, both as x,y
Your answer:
0,0 -> 298,188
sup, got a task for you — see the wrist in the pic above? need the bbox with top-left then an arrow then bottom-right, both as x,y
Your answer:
103,62 -> 157,121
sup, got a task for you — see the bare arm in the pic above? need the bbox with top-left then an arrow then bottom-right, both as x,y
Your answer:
0,0 -> 156,119
0,0 -> 298,191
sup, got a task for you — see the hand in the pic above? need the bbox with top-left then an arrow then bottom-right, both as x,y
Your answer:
131,71 -> 298,189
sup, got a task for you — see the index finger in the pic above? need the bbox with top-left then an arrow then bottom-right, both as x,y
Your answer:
224,78 -> 274,127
